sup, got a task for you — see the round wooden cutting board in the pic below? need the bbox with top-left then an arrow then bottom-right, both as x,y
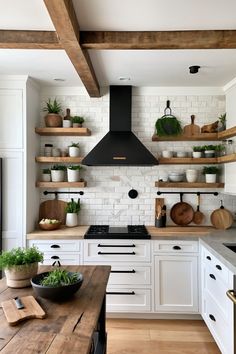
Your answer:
210,201 -> 233,230
170,194 -> 194,226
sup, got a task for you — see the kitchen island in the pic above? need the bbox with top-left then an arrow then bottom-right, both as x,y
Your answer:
0,265 -> 111,354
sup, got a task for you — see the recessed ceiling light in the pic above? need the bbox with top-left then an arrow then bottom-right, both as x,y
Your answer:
53,78 -> 66,82
189,66 -> 200,74
119,77 -> 131,81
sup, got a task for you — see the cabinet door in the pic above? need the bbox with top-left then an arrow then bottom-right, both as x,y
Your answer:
0,89 -> 23,149
154,255 -> 198,313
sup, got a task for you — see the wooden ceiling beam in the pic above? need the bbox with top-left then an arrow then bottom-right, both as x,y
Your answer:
43,0 -> 100,97
80,30 -> 236,50
0,30 -> 61,49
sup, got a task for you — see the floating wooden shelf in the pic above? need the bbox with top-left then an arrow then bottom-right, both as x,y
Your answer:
35,127 -> 91,136
36,181 -> 87,188
218,153 -> 236,164
152,133 -> 218,141
155,181 -> 224,188
158,157 -> 218,164
35,156 -> 83,163
218,126 -> 236,139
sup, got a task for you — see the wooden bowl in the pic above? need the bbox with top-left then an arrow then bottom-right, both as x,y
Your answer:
38,222 -> 61,231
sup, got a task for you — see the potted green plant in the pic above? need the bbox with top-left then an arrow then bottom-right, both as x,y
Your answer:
203,145 -> 217,158
43,98 -> 63,127
68,142 -> 80,157
155,101 -> 182,136
192,146 -> 204,158
214,144 -> 226,157
218,113 -> 226,131
65,198 -> 80,227
0,247 -> 43,288
202,166 -> 221,183
51,165 -> 66,182
67,165 -> 83,182
72,116 -> 85,128
42,168 -> 51,182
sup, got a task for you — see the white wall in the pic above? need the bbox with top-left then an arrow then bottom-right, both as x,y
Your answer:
39,86 -> 236,226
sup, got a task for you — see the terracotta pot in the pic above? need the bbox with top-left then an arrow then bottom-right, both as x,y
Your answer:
44,113 -> 62,127
5,262 -> 38,288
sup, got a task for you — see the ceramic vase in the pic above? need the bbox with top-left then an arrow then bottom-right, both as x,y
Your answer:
205,174 -> 217,183
66,213 -> 78,227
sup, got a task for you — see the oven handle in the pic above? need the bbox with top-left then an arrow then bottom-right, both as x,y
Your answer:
226,290 -> 236,304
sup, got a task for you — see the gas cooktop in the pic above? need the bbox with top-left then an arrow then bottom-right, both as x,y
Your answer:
84,225 -> 150,239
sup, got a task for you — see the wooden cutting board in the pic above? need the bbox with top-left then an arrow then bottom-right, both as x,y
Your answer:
39,199 -> 67,225
183,115 -> 200,136
1,296 -> 46,326
211,206 -> 233,230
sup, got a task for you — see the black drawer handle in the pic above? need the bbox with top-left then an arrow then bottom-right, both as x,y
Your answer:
106,291 -> 135,295
209,314 -> 216,322
111,269 -> 136,274
209,273 -> 216,280
97,244 -> 135,248
51,255 -> 60,259
98,251 -> 136,255
206,256 -> 211,260
50,244 -> 60,248
173,246 -> 181,250
216,264 -> 222,270
52,260 -> 61,267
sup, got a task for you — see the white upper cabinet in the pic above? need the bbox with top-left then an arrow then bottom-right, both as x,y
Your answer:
0,89 -> 23,149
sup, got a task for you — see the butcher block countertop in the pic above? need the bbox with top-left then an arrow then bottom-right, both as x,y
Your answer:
27,225 -> 214,240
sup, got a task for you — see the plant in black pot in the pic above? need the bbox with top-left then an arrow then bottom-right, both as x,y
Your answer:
155,100 -> 182,136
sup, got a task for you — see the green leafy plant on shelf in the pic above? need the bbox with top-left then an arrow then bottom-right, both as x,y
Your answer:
218,113 -> 226,130
0,247 -> 43,270
72,116 -> 85,124
68,142 -> 80,148
42,168 -> 51,174
155,116 -> 182,136
43,98 -> 62,114
202,166 -> 221,175
40,269 -> 79,287
192,146 -> 205,152
65,198 -> 81,214
67,165 -> 83,170
51,164 -> 66,171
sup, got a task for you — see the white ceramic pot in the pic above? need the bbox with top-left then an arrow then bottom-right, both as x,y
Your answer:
204,150 -> 215,158
176,151 -> 188,158
69,146 -> 80,157
162,150 -> 173,158
205,174 -> 217,183
66,213 -> 78,227
63,120 -> 71,128
72,123 -> 79,128
186,169 -> 198,183
51,170 -> 65,182
42,173 -> 51,182
192,151 -> 202,158
67,168 -> 80,182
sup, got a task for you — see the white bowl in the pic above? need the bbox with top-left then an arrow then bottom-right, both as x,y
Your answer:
168,173 -> 184,182
162,150 -> 173,158
176,151 -> 188,158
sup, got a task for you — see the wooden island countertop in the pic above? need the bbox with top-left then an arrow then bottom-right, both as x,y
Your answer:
0,265 -> 111,354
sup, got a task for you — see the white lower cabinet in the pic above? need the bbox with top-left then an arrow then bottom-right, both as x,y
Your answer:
106,288 -> 151,312
201,244 -> 234,354
153,240 -> 199,313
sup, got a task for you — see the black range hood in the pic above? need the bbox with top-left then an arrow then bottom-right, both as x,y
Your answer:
82,86 -> 158,166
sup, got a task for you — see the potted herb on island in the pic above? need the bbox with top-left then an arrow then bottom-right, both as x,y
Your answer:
0,247 -> 43,288
67,165 -> 83,182
65,198 -> 80,227
43,98 -> 63,127
202,166 -> 221,183
51,165 -> 66,182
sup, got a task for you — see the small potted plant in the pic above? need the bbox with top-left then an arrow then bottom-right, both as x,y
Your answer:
192,146 -> 204,158
0,247 -> 43,288
68,142 -> 80,157
203,145 -> 216,158
202,166 -> 220,183
72,116 -> 85,127
51,165 -> 66,182
214,144 -> 226,157
65,198 -> 80,227
43,98 -> 63,127
67,165 -> 83,182
42,168 -> 51,182
218,113 -> 226,131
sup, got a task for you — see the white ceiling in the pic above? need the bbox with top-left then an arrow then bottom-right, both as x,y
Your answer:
0,0 -> 236,88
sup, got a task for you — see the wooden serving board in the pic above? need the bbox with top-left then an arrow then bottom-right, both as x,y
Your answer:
183,115 -> 200,136
39,199 -> 67,225
211,207 -> 233,230
1,295 -> 46,326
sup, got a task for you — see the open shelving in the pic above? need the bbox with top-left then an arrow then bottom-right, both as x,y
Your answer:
35,156 -> 83,163
35,127 -> 91,136
158,154 -> 236,165
36,181 -> 87,188
155,182 -> 224,188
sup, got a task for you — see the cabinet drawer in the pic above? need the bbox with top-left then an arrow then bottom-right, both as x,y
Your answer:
28,240 -> 80,253
202,247 -> 229,285
202,293 -> 233,354
42,252 -> 81,266
153,240 -> 198,253
106,288 -> 151,312
84,240 -> 151,262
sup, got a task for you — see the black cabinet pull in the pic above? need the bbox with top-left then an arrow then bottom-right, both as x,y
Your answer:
52,260 -> 61,267
50,244 -> 60,248
206,256 -> 211,260
106,291 -> 135,295
216,264 -> 222,270
209,314 -> 216,322
111,269 -> 136,274
98,251 -> 136,255
97,244 -> 135,248
173,246 -> 181,250
209,273 -> 216,280
51,255 -> 59,259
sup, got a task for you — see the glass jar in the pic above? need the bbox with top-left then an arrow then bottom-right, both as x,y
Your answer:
44,144 -> 53,157
226,140 -> 234,155
221,140 -> 227,156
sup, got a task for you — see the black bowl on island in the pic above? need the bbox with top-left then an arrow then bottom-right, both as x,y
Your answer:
31,271 -> 83,301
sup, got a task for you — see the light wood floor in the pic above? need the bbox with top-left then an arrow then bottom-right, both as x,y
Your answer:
106,319 -> 221,354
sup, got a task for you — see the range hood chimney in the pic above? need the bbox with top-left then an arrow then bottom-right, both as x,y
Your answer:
82,86 -> 158,166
